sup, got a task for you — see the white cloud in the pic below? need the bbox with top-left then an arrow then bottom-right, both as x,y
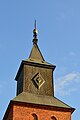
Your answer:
59,88 -> 77,96
55,72 -> 80,96
69,52 -> 75,56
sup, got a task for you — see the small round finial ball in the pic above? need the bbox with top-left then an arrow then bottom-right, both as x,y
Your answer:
33,29 -> 38,34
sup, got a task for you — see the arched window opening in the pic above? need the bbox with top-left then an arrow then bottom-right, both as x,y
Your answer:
51,116 -> 57,120
32,113 -> 38,120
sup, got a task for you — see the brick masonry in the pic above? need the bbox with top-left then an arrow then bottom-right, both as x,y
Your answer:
4,101 -> 72,120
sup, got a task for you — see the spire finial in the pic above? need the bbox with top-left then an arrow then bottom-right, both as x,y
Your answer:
33,20 -> 38,44
34,19 -> 36,29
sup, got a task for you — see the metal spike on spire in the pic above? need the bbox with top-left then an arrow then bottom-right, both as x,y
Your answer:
33,20 -> 38,44
34,19 -> 36,29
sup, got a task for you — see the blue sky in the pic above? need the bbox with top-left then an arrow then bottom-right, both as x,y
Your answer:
0,0 -> 80,120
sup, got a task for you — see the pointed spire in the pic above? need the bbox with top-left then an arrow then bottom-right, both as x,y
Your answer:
33,20 -> 38,44
29,20 -> 45,61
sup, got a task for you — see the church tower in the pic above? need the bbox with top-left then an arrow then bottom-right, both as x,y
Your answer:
3,21 -> 75,120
